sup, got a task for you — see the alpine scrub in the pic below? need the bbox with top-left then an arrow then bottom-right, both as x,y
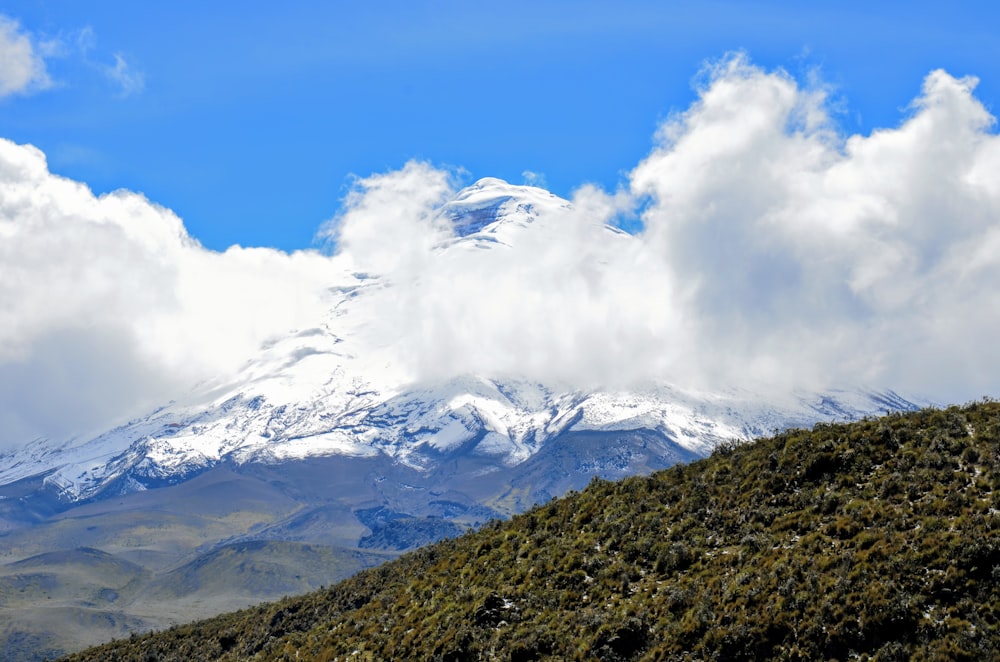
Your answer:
64,402 -> 1000,661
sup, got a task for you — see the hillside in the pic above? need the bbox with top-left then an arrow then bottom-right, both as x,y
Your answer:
63,402 -> 1000,660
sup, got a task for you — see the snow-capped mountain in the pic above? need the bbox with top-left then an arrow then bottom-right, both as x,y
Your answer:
0,178 -> 922,506
0,178 -> 926,658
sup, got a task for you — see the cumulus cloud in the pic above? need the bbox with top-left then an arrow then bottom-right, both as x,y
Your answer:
630,55 -> 1000,398
4,53 -> 1000,450
0,139 -> 340,449
321,161 -> 457,276
0,15 -> 52,97
331,175 -> 681,390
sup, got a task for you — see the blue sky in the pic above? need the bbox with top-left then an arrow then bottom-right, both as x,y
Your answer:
2,1 -> 998,251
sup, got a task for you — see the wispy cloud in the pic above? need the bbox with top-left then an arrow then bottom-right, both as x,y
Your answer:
0,16 -> 145,101
78,25 -> 145,97
104,52 -> 144,97
0,15 -> 52,97
521,170 -> 547,188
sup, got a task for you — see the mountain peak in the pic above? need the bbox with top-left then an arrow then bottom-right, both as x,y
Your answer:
442,178 -> 568,237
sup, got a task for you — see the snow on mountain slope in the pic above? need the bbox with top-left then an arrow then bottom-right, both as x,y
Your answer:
441,177 -> 568,238
0,179 -> 923,502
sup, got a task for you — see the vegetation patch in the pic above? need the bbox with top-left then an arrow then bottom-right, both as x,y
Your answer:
63,402 -> 1000,660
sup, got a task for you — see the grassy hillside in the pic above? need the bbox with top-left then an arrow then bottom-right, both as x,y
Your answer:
63,402 -> 1000,661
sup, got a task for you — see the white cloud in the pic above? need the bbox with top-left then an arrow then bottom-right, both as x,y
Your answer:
0,15 -> 52,97
331,54 -> 1000,402
3,54 -> 1000,450
322,160 -> 457,276
630,55 -> 1000,397
0,139 -> 340,449
316,164 -> 684,389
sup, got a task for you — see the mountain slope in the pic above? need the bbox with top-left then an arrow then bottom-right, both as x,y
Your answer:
1,178 -> 924,660
64,401 -> 1000,661
0,177 -> 922,506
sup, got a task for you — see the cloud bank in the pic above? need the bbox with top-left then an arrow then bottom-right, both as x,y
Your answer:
328,55 -> 1000,402
0,141 -> 339,447
3,54 -> 1000,449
